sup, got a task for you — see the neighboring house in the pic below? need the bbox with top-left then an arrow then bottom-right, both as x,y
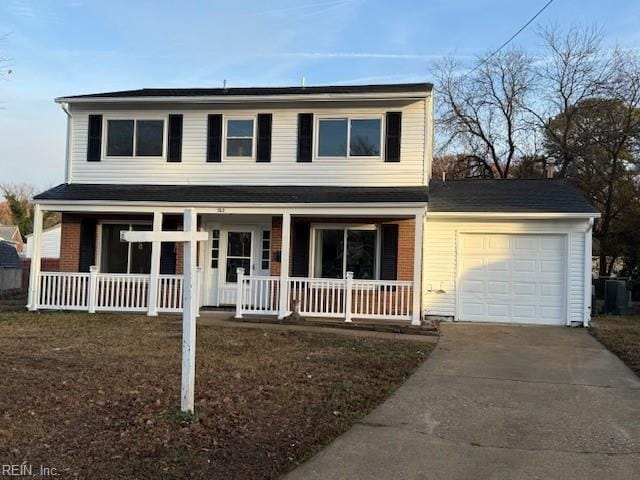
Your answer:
0,224 -> 24,254
27,83 -> 599,326
0,240 -> 23,293
25,224 -> 61,259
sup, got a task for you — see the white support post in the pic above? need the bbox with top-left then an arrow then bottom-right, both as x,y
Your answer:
278,213 -> 291,319
235,267 -> 245,319
88,266 -> 98,313
412,211 -> 424,326
147,211 -> 163,316
584,219 -> 594,327
181,208 -> 198,414
27,204 -> 43,311
344,271 -> 354,323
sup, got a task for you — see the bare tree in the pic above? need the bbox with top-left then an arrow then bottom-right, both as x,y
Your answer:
434,50 -> 537,178
533,25 -> 615,176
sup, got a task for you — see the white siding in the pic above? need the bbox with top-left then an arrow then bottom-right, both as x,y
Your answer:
68,99 -> 429,186
26,224 -> 61,259
423,217 -> 591,325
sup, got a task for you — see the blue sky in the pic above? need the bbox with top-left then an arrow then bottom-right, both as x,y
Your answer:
0,0 -> 639,189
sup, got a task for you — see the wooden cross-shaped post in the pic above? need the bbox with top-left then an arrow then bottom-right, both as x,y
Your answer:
121,208 -> 208,413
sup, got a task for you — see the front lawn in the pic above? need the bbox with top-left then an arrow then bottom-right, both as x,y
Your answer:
590,315 -> 640,376
0,308 -> 430,479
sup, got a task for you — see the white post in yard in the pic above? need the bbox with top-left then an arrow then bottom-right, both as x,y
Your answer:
412,212 -> 424,326
27,204 -> 43,311
181,208 -> 198,413
88,266 -> 98,313
120,210 -> 208,414
278,213 -> 291,319
344,271 -> 354,323
235,267 -> 245,318
147,211 -> 163,316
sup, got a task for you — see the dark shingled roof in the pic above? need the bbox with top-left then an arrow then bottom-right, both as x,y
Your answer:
0,241 -> 21,268
34,184 -> 429,204
428,179 -> 599,214
57,82 -> 432,100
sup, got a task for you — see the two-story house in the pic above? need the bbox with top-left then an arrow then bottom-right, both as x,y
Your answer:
27,83 -> 599,326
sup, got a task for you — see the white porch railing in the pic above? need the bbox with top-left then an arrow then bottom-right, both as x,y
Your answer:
36,268 -> 200,314
39,272 -> 91,310
236,269 -> 414,322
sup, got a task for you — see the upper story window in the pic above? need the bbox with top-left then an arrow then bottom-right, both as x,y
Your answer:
106,119 -> 164,157
225,118 -> 255,158
317,117 -> 382,159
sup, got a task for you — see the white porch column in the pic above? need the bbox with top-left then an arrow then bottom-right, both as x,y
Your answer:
27,204 -> 44,311
147,211 -> 163,316
278,213 -> 291,319
411,211 -> 425,326
181,208 -> 198,413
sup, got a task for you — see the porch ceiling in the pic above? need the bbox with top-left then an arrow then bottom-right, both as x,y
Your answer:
35,184 -> 429,205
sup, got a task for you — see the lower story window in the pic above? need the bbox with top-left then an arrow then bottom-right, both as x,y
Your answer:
100,223 -> 152,274
312,226 -> 377,279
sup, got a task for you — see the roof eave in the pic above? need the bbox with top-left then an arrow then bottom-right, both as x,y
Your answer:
54,91 -> 430,104
426,211 -> 601,219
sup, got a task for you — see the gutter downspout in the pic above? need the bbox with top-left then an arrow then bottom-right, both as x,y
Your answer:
60,102 -> 72,184
584,218 -> 595,327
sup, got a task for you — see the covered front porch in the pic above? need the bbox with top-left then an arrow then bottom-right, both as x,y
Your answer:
28,189 -> 426,325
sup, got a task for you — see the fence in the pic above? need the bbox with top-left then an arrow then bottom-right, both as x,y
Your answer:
34,268 -> 200,314
237,270 -> 414,322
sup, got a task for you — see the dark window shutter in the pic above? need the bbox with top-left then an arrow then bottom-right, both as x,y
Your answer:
379,224 -> 398,280
78,219 -> 97,272
256,113 -> 272,162
207,114 -> 223,162
87,115 -> 103,161
160,217 -> 177,274
167,114 -> 183,162
297,113 -> 313,162
385,112 -> 402,162
291,220 -> 311,276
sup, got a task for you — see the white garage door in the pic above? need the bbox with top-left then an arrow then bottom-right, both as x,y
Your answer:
458,234 -> 566,325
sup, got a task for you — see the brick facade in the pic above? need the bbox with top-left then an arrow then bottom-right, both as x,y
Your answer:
269,216 -> 415,280
59,213 -> 82,272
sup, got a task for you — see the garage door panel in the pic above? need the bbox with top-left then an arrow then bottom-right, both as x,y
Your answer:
487,281 -> 509,294
459,234 -> 565,326
486,260 -> 510,272
461,279 -> 484,293
513,282 -> 536,296
513,259 -> 537,273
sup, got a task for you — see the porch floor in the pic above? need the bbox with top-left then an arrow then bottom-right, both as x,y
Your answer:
198,311 -> 439,339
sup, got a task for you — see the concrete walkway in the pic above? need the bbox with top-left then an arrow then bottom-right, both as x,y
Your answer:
285,323 -> 640,480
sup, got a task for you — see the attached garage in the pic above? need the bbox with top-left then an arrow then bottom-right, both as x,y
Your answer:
458,233 -> 566,325
423,179 -> 600,327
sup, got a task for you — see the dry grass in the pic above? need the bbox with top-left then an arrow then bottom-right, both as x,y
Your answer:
0,307 -> 430,479
590,315 -> 640,376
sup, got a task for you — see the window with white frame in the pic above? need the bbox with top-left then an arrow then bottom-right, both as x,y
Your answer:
106,119 -> 164,157
311,225 -> 378,280
225,118 -> 254,157
317,117 -> 382,158
210,229 -> 220,269
100,223 -> 152,274
261,230 -> 270,270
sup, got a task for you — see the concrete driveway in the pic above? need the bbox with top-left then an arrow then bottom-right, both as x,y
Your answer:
285,323 -> 640,480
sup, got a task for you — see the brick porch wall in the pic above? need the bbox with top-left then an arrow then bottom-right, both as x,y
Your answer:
59,214 -> 82,272
58,213 -> 185,273
269,216 -> 415,280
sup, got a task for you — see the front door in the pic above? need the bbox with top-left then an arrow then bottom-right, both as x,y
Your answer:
218,230 -> 253,305
204,223 -> 271,307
